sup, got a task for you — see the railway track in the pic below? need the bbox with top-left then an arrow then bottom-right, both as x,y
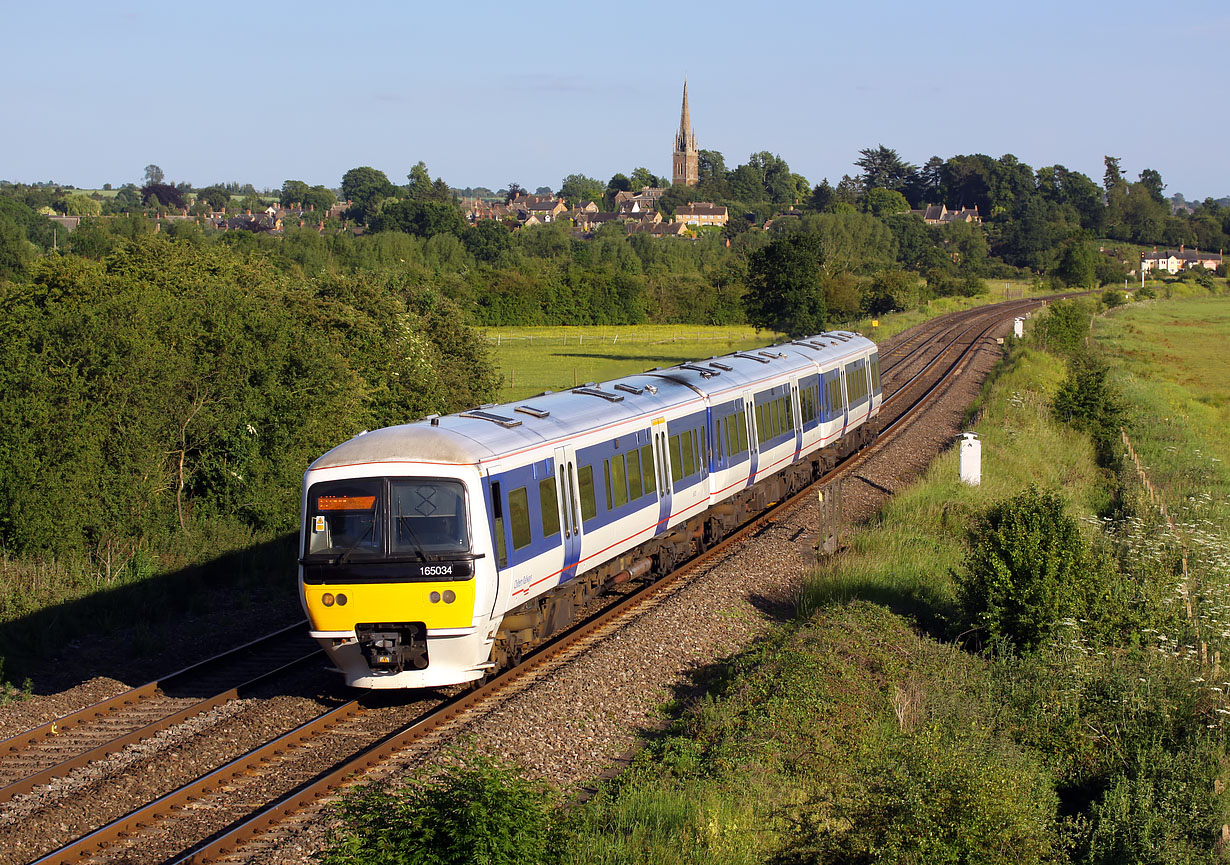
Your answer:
17,297 -> 1043,865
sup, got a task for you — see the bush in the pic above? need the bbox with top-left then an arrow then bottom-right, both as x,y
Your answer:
956,487 -> 1091,650
320,757 -> 554,865
772,724 -> 1060,865
1052,351 -> 1125,466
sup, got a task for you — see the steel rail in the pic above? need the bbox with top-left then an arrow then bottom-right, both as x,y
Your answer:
1,621 -> 318,805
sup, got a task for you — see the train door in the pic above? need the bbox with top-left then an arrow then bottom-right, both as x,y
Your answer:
839,368 -> 850,437
651,417 -> 672,534
791,378 -> 803,456
553,446 -> 584,583
744,390 -> 758,486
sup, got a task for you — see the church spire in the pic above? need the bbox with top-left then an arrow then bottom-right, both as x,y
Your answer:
672,79 -> 698,187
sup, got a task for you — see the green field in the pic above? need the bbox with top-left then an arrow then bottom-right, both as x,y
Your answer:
481,283 -> 1054,403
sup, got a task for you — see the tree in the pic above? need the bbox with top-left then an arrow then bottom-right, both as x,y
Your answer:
463,219 -> 512,264
629,167 -> 663,190
340,167 -> 396,223
280,180 -> 310,207
371,199 -> 465,238
1054,241 -> 1097,288
559,174 -> 605,207
534,186 -> 552,196
1103,156 -> 1124,191
1138,168 -> 1166,204
143,164 -> 164,186
809,180 -> 835,212
697,150 -> 726,187
862,188 -> 910,217
301,185 -> 336,214
956,487 -> 1091,650
0,214 -> 29,280
855,145 -> 917,196
503,183 -> 524,204
199,187 -> 231,212
405,161 -> 452,203
140,182 -> 185,210
744,231 -> 826,338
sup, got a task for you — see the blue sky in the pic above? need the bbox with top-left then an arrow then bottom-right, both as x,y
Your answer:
4,1 -> 1228,200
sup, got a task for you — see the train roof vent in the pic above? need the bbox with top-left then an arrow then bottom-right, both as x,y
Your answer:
572,386 -> 625,403
822,331 -> 851,342
459,409 -> 523,428
708,361 -> 734,371
614,383 -> 644,395
679,363 -> 718,378
733,352 -> 771,364
758,350 -> 788,359
792,341 -> 822,351
514,405 -> 550,418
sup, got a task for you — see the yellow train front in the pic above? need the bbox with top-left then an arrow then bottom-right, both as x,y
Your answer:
298,425 -> 499,689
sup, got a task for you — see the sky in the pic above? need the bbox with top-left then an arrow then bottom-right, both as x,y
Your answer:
4,0 -> 1228,200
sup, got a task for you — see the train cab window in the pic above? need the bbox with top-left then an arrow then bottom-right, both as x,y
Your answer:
306,479 -> 382,558
669,434 -> 684,484
640,444 -> 655,495
539,477 -> 560,539
508,486 -> 531,551
578,464 -> 597,522
390,480 -> 469,556
627,449 -> 644,500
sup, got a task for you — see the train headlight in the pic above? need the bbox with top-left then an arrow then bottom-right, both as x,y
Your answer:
322,593 -> 335,607
336,594 -> 348,606
443,590 -> 456,604
429,591 -> 441,603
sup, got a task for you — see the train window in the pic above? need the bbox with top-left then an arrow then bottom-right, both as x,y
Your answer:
714,419 -> 723,463
669,434 -> 684,483
508,487 -> 531,550
578,465 -> 597,522
870,354 -> 881,394
754,404 -> 765,444
786,396 -> 795,431
306,479 -> 382,558
491,481 -> 507,568
627,449 -> 644,500
640,444 -> 656,494
681,429 -> 696,477
391,480 -> 469,557
603,460 -> 612,510
611,454 -> 629,508
737,409 -> 748,453
539,477 -> 560,540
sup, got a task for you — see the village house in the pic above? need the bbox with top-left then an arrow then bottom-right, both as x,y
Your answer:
674,202 -> 728,227
1140,246 -> 1224,275
910,204 -> 982,225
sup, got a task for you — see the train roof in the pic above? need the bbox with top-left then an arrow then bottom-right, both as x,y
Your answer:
309,331 -> 875,471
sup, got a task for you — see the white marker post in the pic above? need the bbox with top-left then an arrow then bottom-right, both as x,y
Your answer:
959,432 -> 981,486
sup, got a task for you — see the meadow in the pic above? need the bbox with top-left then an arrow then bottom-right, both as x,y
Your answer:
480,280 -> 1051,403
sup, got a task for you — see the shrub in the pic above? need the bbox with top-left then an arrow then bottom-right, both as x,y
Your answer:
320,757 -> 554,865
771,724 -> 1060,865
956,487 -> 1091,650
1052,351 -> 1125,466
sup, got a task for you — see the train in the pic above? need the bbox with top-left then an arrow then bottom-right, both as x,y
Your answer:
298,332 -> 882,689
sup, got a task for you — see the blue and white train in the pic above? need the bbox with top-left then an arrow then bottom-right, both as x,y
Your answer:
298,332 -> 881,688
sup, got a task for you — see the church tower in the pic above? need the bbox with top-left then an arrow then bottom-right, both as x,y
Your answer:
672,80 -> 699,187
